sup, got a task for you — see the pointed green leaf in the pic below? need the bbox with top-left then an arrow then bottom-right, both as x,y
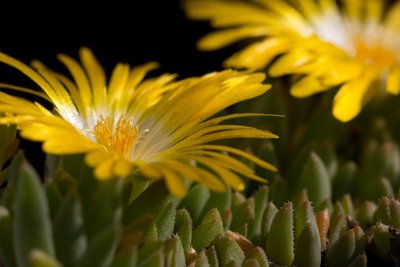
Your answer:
13,161 -> 54,267
192,208 -> 223,251
295,201 -> 319,243
179,184 -> 210,224
76,226 -> 119,267
340,194 -> 355,217
389,198 -> 400,228
110,247 -> 138,267
124,181 -> 169,225
352,226 -> 365,259
155,200 -> 176,241
294,223 -> 321,267
200,189 -> 231,222
329,203 -> 347,245
248,187 -> 269,244
374,197 -> 392,226
332,162 -> 357,201
0,206 -> 16,267
246,247 -> 269,267
206,245 -> 219,267
261,202 -> 278,237
298,152 -> 331,206
269,176 -> 288,207
265,202 -> 294,266
174,209 -> 192,252
243,259 -> 260,267
346,253 -> 367,267
29,249 -> 62,267
372,223 -> 392,259
194,251 -> 209,267
215,234 -> 245,266
53,190 -> 86,266
45,181 -> 63,221
137,241 -> 164,267
86,179 -> 122,240
231,196 -> 254,235
1,152 -> 25,207
355,201 -> 376,228
326,228 -> 356,267
164,236 -> 185,267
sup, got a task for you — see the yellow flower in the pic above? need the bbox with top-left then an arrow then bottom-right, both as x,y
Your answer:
0,48 -> 277,196
185,0 -> 400,122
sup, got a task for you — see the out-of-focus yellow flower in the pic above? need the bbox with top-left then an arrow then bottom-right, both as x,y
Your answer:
0,48 -> 277,196
185,0 -> 400,122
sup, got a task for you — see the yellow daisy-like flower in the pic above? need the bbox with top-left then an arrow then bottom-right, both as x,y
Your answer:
185,0 -> 400,122
0,48 -> 277,196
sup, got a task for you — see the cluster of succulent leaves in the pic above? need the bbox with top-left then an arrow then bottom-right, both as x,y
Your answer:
1,84 -> 400,267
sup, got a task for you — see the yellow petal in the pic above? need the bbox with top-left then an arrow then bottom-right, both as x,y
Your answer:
79,47 -> 107,108
138,164 -> 162,179
224,38 -> 293,69
387,64 -> 400,95
196,168 -> 226,192
160,167 -> 187,197
333,72 -> 377,122
85,149 -> 110,166
113,159 -> 133,177
43,140 -> 97,154
269,49 -> 314,77
198,27 -> 268,51
94,158 -> 115,180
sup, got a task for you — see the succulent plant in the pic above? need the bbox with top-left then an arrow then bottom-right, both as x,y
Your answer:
1,111 -> 400,267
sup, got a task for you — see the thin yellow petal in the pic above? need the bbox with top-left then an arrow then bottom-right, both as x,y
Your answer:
160,167 -> 187,197
113,159 -> 133,177
387,65 -> 400,95
198,27 -> 268,51
333,72 -> 377,122
138,164 -> 162,179
79,47 -> 107,108
94,158 -> 115,180
225,38 -> 293,69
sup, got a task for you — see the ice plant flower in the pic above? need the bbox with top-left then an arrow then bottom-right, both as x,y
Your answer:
185,0 -> 400,122
0,48 -> 277,196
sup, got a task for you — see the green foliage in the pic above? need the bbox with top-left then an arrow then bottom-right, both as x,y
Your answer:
1,69 -> 400,267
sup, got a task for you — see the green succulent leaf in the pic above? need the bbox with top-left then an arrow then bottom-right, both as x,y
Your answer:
179,184 -> 210,224
13,161 -> 55,267
326,228 -> 356,267
192,208 -> 224,251
265,202 -> 294,266
174,209 -> 192,252
248,186 -> 269,244
29,249 -> 62,267
53,190 -> 86,267
76,226 -> 119,267
261,201 -> 278,238
294,223 -> 321,267
110,247 -> 138,267
246,247 -> 269,267
164,236 -> 185,267
298,151 -> 331,206
124,180 -> 169,225
155,200 -> 176,241
215,234 -> 245,266
0,206 -> 15,267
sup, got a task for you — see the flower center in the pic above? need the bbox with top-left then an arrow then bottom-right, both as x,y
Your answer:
353,38 -> 397,70
93,116 -> 138,158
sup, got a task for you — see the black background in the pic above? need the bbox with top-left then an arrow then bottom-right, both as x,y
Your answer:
0,1 -> 227,77
0,1 -> 230,172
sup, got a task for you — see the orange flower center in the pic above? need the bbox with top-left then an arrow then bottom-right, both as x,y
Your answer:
93,116 -> 138,158
354,38 -> 397,70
